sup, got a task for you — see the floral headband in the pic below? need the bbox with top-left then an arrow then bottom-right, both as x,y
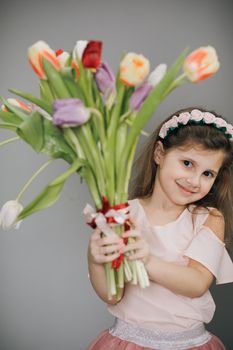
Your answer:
159,109 -> 233,141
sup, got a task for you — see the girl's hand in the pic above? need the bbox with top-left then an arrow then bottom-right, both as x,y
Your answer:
88,228 -> 125,265
122,222 -> 150,265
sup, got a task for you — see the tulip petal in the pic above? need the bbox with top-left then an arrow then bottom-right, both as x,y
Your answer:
130,81 -> 153,111
95,62 -> 115,100
0,200 -> 23,230
53,98 -> 90,127
28,40 -> 60,80
183,46 -> 220,82
120,53 -> 150,87
82,41 -> 102,69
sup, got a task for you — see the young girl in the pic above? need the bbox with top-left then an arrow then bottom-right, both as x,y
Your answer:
86,107 -> 233,350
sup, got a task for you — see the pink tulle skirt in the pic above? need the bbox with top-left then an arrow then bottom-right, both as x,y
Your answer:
86,329 -> 227,350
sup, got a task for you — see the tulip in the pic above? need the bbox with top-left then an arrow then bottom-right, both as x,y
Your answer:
148,63 -> 167,86
71,40 -> 88,79
73,40 -> 89,60
52,98 -> 90,127
82,41 -> 102,69
0,200 -> 23,230
130,64 -> 167,111
95,62 -> 116,101
72,40 -> 102,77
56,49 -> 70,68
28,40 -> 61,80
183,46 -> 220,82
119,53 -> 150,87
1,98 -> 32,112
130,82 -> 152,111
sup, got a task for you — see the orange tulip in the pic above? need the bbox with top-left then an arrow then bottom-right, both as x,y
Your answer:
28,41 -> 61,80
1,98 -> 32,112
183,46 -> 220,82
119,53 -> 150,87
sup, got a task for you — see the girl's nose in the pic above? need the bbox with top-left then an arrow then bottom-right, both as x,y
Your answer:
186,175 -> 201,189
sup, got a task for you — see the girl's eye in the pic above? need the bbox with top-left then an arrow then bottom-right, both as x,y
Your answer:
203,171 -> 214,178
183,160 -> 192,167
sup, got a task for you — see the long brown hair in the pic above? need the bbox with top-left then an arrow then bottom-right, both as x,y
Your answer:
129,107 -> 233,253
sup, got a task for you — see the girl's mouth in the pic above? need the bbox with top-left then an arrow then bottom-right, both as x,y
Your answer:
176,182 -> 195,194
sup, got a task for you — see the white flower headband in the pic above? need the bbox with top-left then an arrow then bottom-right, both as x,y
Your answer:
159,109 -> 233,141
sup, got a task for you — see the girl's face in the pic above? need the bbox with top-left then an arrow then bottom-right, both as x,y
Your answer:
154,142 -> 225,207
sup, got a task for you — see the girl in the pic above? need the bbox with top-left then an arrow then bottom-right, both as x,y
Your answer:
86,107 -> 233,350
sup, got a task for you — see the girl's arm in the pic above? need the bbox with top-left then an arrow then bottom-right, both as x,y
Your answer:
87,228 -> 125,304
123,209 -> 224,298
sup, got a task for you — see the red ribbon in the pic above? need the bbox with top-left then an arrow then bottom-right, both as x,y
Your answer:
87,196 -> 130,270
87,196 -> 129,228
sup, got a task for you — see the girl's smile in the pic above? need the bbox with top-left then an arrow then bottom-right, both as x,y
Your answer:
176,181 -> 197,195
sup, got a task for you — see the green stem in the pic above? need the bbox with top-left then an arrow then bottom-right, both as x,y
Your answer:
105,84 -> 126,205
121,137 -> 138,203
81,166 -> 102,208
63,128 -> 85,158
0,136 -> 20,147
88,107 -> 106,146
75,125 -> 106,199
105,262 -> 117,299
163,73 -> 187,96
16,159 -> 54,202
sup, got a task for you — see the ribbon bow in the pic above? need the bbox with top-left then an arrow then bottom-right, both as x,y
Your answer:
83,197 -> 130,269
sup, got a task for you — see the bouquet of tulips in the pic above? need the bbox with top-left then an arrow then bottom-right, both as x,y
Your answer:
0,40 -> 219,300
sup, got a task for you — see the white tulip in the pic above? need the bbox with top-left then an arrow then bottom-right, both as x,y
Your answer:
57,51 -> 70,68
148,63 -> 167,87
0,200 -> 23,230
73,40 -> 88,60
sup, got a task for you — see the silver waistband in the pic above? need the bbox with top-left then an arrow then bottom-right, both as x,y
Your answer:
109,318 -> 211,350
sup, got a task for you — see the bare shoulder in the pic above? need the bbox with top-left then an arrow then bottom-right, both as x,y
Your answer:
191,206 -> 225,242
204,208 -> 225,242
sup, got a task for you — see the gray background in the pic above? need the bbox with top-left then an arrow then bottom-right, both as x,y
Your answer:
0,0 -> 233,349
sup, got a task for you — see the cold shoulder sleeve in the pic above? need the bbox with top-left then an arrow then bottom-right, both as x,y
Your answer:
184,224 -> 233,284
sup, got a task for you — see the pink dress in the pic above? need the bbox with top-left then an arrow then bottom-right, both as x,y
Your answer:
86,199 -> 233,350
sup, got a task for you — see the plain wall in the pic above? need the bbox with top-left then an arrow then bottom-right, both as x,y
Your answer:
0,0 -> 233,349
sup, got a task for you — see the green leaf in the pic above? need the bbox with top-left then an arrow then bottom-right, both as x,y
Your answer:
0,110 -> 22,125
9,88 -> 53,115
0,97 -> 29,121
17,159 -> 86,220
0,123 -> 17,132
40,80 -> 55,103
17,110 -> 44,152
42,58 -> 70,98
61,67 -> 85,99
41,119 -> 76,163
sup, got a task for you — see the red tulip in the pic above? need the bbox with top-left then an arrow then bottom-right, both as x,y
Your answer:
82,41 -> 102,69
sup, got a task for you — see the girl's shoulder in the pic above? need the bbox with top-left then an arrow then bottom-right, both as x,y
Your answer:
190,205 -> 224,241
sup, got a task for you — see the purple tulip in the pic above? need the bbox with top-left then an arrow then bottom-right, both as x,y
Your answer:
129,81 -> 153,111
53,98 -> 90,127
95,62 -> 115,99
